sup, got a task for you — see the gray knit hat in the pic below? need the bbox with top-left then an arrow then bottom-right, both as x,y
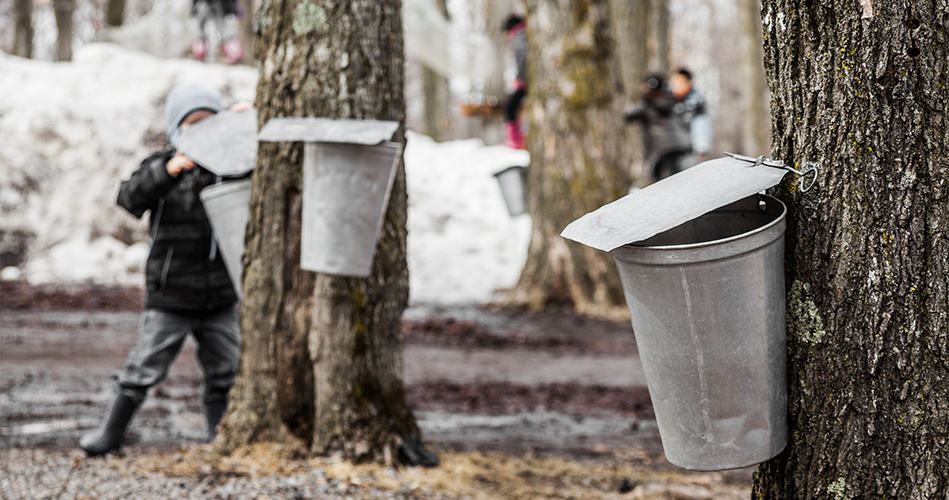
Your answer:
164,84 -> 223,148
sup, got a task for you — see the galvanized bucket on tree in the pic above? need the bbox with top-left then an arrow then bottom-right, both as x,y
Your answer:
199,178 -> 252,300
561,156 -> 816,471
258,118 -> 402,278
300,141 -> 402,277
612,194 -> 787,470
493,165 -> 528,216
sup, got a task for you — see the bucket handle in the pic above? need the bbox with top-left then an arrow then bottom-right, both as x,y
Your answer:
724,152 -> 819,193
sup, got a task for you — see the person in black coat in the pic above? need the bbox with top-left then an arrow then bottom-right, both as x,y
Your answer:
79,84 -> 242,456
624,73 -> 694,181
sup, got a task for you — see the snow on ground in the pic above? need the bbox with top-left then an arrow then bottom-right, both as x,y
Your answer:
404,133 -> 530,304
0,44 -> 530,305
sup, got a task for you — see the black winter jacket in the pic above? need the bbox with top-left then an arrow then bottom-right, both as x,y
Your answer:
118,148 -> 238,312
625,93 -> 692,160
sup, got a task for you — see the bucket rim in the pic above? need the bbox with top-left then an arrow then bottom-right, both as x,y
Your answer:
199,178 -> 253,200
493,165 -> 528,178
621,195 -> 786,252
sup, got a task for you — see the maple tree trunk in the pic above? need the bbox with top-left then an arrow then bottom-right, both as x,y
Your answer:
217,0 -> 418,461
753,1 -> 949,497
510,0 -> 632,314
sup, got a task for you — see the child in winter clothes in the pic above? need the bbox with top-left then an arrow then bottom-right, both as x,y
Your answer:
190,0 -> 244,64
79,84 -> 243,456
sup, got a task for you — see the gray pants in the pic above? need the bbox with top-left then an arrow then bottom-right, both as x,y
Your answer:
112,306 -> 241,405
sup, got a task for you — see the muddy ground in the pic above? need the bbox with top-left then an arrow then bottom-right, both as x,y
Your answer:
0,281 -> 755,498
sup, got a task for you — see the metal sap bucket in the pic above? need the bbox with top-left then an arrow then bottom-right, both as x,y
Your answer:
199,179 -> 252,300
300,141 -> 402,277
493,166 -> 528,216
257,117 -> 402,278
611,194 -> 787,470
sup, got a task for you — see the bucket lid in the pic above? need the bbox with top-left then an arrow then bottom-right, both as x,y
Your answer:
561,156 -> 790,252
177,109 -> 258,177
258,117 -> 399,145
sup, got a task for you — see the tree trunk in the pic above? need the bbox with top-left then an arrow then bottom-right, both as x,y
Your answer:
14,0 -> 34,58
237,0 -> 255,65
609,0 -> 649,186
753,1 -> 949,498
421,0 -> 451,141
53,0 -> 75,61
647,0 -> 669,72
510,0 -> 631,314
737,0 -> 769,156
217,0 -> 418,462
105,0 -> 126,27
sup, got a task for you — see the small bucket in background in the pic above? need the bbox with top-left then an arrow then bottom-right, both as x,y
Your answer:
493,165 -> 528,216
199,179 -> 252,299
611,194 -> 787,470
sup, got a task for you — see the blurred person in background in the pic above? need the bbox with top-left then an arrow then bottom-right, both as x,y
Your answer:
625,73 -> 693,181
190,0 -> 244,64
502,14 -> 528,149
670,68 -> 713,162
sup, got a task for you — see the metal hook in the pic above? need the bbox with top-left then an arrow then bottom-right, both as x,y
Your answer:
783,162 -> 819,193
724,152 -> 819,193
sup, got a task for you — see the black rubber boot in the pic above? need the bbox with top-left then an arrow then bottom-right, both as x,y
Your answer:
397,433 -> 440,468
79,393 -> 141,457
203,399 -> 227,444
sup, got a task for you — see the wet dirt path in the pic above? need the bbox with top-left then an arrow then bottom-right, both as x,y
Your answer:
0,292 -> 755,486
0,305 -> 656,456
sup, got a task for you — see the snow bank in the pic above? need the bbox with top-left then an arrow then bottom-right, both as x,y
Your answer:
404,133 -> 530,304
1,44 -> 530,304
1,43 -> 257,286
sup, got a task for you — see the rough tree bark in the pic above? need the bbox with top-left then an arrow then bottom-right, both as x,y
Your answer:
53,0 -> 75,61
510,0 -> 631,314
216,0 -> 418,462
753,1 -> 949,498
14,0 -> 34,58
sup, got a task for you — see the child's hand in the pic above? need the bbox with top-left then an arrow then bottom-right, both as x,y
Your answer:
230,101 -> 254,112
166,153 -> 197,177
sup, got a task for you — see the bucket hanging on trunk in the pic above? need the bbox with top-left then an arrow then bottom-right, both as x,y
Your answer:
562,155 -> 817,471
493,165 -> 528,216
258,117 -> 402,277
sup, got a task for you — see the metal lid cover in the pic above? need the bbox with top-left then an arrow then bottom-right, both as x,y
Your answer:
560,156 -> 790,252
177,109 -> 258,177
258,117 -> 399,145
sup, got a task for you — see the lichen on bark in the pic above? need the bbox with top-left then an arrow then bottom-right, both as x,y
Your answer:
787,280 -> 825,345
